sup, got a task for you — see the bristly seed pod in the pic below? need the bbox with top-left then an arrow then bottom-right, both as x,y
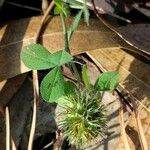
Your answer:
57,89 -> 107,149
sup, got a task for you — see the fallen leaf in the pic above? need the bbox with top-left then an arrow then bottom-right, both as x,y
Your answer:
125,108 -> 150,149
0,73 -> 27,107
0,16 -> 147,81
133,3 -> 150,18
117,24 -> 150,55
0,16 -> 120,81
0,16 -> 149,105
87,47 -> 150,103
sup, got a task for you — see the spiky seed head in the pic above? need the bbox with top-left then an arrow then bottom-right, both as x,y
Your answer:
57,89 -> 107,148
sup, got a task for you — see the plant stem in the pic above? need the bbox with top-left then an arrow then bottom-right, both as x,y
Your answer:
60,12 -> 81,81
60,13 -> 70,53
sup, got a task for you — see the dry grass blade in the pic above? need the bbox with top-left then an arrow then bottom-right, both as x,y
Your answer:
5,106 -> 10,150
76,0 -> 131,22
34,0 -> 55,43
119,102 -> 131,150
91,0 -> 150,60
11,137 -> 17,150
28,1 -> 55,150
132,100 -> 148,150
53,131 -> 63,150
27,71 -> 39,150
138,100 -> 150,113
6,1 -> 41,12
42,141 -> 54,150
42,0 -> 49,14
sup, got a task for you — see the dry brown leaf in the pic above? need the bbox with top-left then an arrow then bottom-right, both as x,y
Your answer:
133,3 -> 150,18
87,47 -> 150,103
0,16 -> 121,80
125,108 -> 150,149
119,103 -> 131,150
118,24 -> 150,54
0,15 -> 147,81
0,73 -> 27,108
86,0 -> 130,14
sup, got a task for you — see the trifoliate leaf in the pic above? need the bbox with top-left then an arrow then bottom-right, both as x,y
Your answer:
21,43 -> 73,70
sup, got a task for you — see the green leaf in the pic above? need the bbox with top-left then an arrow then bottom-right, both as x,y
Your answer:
57,81 -> 77,105
95,71 -> 119,91
64,80 -> 77,96
50,50 -> 73,66
54,6 -> 62,15
40,67 -> 65,102
83,2 -> 90,25
21,44 -> 54,70
65,0 -> 84,9
65,0 -> 89,25
81,65 -> 90,89
21,43 -> 73,70
54,0 -> 70,17
67,10 -> 83,41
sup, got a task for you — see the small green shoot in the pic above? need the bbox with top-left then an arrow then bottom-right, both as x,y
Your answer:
95,71 -> 119,91
81,64 -> 91,90
54,0 -> 70,17
20,0 -> 119,148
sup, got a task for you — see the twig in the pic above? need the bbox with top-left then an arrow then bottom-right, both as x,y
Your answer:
118,87 -> 148,150
42,140 -> 54,150
91,0 -> 128,34
132,100 -> 148,150
53,130 -> 63,150
11,137 -> 17,150
5,106 -> 10,150
34,0 -> 55,43
28,1 -> 55,150
144,119 -> 150,135
118,88 -> 149,150
119,102 -> 131,150
91,0 -> 150,60
137,100 -> 150,113
6,1 -> 41,12
28,71 -> 39,150
42,0 -> 49,14
138,105 -> 150,135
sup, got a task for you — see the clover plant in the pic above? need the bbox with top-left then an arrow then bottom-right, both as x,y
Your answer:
21,0 -> 119,148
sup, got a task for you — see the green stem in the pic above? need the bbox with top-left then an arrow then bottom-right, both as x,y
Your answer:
60,12 -> 81,81
60,13 -> 70,53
